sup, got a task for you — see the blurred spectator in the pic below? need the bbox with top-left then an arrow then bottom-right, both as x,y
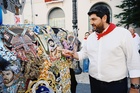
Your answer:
128,27 -> 140,53
81,32 -> 90,72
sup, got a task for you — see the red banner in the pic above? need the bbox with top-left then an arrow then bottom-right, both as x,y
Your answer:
45,0 -> 63,2
45,0 -> 53,2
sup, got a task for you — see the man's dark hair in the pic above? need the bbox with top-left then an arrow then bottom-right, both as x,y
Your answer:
85,32 -> 90,35
88,5 -> 110,24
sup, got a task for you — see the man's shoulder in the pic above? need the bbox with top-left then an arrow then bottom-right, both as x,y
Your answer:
115,27 -> 129,34
113,27 -> 133,39
135,33 -> 140,37
115,26 -> 127,31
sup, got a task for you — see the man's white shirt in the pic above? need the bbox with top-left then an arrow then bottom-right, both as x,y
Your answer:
77,27 -> 140,82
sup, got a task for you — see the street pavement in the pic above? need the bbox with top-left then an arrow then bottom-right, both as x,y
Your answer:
75,72 -> 90,93
75,61 -> 90,93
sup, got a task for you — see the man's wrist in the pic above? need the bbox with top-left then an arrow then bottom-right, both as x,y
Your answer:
131,83 -> 140,89
71,51 -> 75,57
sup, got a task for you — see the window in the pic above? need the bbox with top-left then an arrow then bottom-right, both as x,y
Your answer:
48,8 -> 65,28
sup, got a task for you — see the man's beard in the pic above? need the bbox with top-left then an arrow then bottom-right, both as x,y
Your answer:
93,23 -> 104,33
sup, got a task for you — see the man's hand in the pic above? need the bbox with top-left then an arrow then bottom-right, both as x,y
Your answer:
58,49 -> 74,57
129,88 -> 139,93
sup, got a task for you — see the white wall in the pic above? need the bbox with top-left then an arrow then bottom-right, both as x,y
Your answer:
2,11 -> 15,25
1,0 -> 125,41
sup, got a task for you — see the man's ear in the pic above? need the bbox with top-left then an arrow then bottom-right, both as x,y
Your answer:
102,15 -> 107,22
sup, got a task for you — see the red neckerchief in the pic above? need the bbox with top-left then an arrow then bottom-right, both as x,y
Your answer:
84,38 -> 87,40
97,23 -> 116,40
132,33 -> 136,38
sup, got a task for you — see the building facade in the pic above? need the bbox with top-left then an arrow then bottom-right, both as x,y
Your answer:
1,0 -> 123,41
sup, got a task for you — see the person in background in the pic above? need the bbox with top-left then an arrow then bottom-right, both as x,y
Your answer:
60,5 -> 140,93
81,32 -> 90,48
89,29 -> 94,34
128,27 -> 140,53
81,32 -> 90,72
